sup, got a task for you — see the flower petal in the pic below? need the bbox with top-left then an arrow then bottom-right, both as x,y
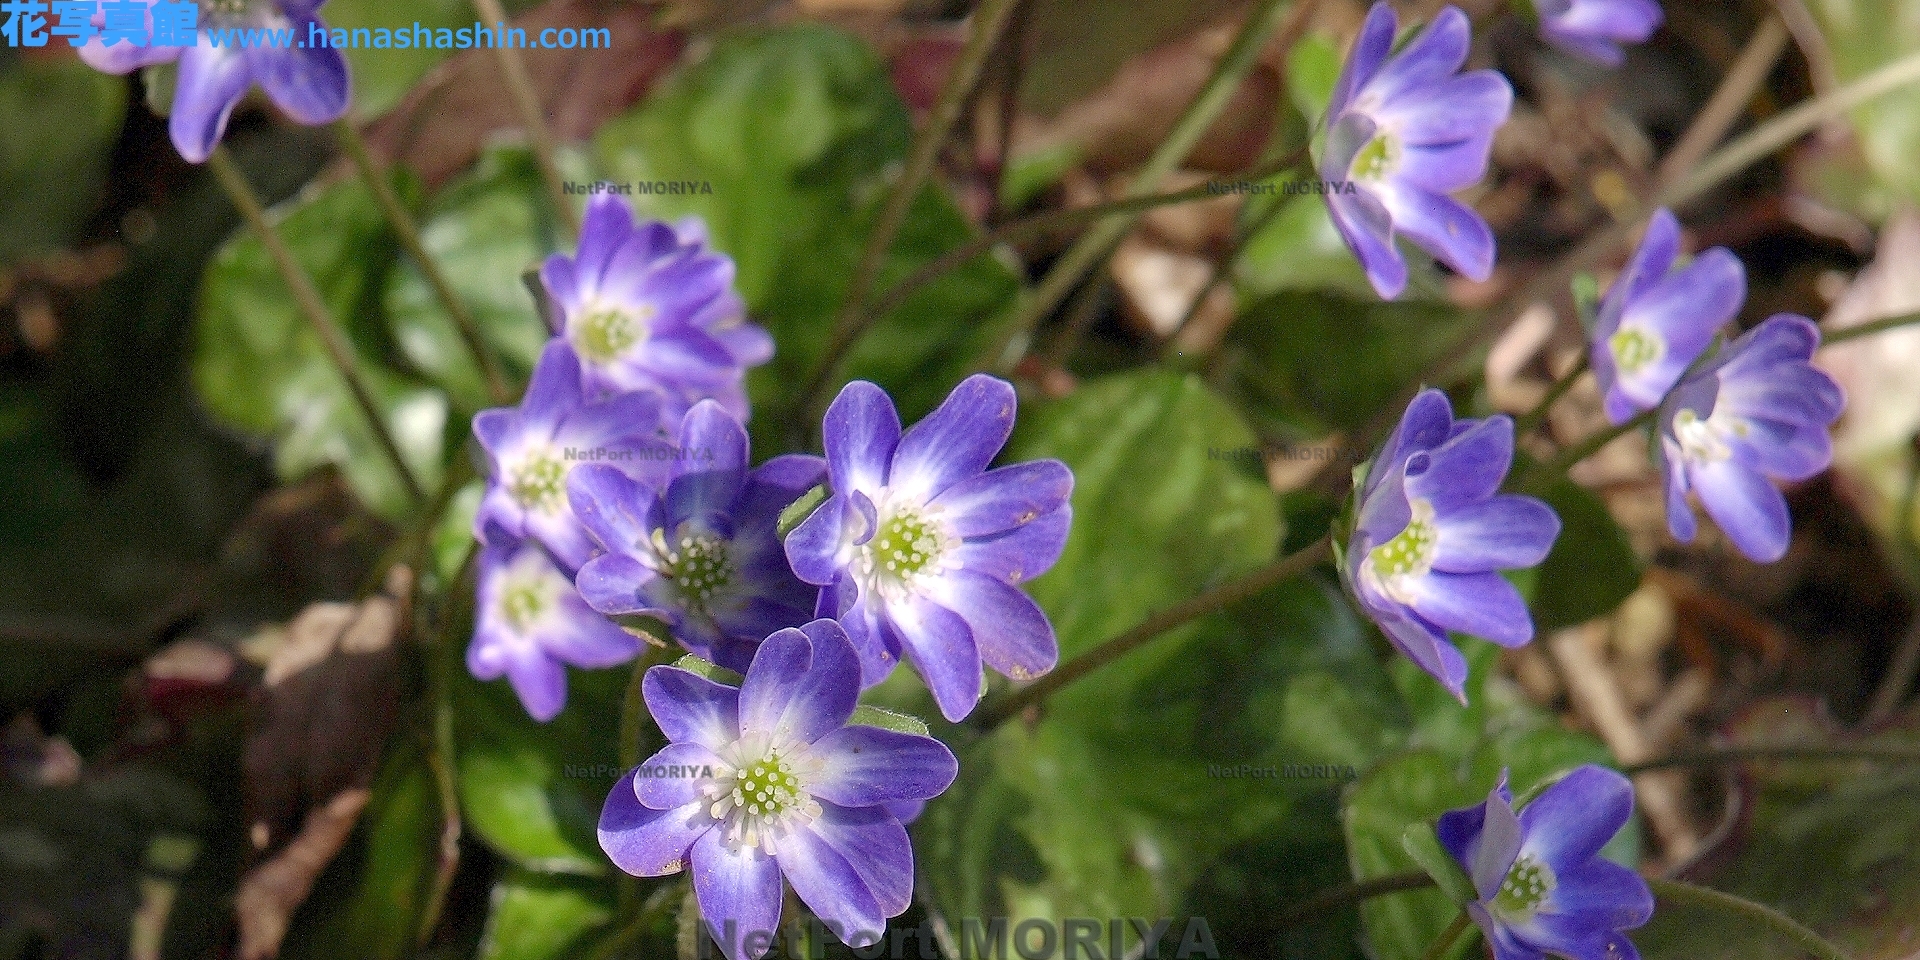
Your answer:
1432,495 -> 1560,573
1328,1 -> 1398,120
1378,184 -> 1496,282
807,802 -> 915,916
1690,458 -> 1791,563
1403,570 -> 1535,647
1329,187 -> 1408,300
823,381 -> 901,496
246,35 -> 348,125
890,594 -> 984,722
503,644 -> 567,722
810,726 -> 959,807
951,508 -> 1071,586
690,828 -> 784,960
666,400 -> 750,527
930,460 -> 1074,538
169,45 -> 252,164
738,620 -> 860,743
1518,765 -> 1636,869
541,593 -> 642,668
777,822 -> 887,948
932,569 -> 1058,681
599,771 -> 711,876
643,665 -> 742,752
1405,416 -> 1514,513
634,741 -> 725,810
889,375 -> 1017,501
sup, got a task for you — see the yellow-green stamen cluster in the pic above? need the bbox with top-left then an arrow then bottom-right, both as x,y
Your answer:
1493,854 -> 1556,917
574,304 -> 651,363
1370,514 -> 1437,578
1609,327 -> 1663,375
500,583 -> 546,631
1353,134 -> 1398,181
510,454 -> 567,510
662,533 -> 734,615
732,754 -> 803,820
704,736 -> 825,854
869,510 -> 943,581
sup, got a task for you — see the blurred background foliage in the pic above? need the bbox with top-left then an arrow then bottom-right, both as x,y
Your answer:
7,0 -> 1920,957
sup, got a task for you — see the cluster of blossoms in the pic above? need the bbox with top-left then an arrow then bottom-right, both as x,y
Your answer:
467,195 -> 1070,958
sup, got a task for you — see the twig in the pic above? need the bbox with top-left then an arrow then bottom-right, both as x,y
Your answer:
1622,744 -> 1920,775
1512,353 -> 1590,436
1420,912 -> 1473,960
1276,872 -> 1436,927
1652,16 -> 1789,191
335,121 -> 512,405
979,0 -> 1322,374
972,534 -> 1331,729
207,147 -> 425,506
1822,308 -> 1920,345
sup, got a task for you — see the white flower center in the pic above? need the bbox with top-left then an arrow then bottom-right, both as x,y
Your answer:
1673,407 -> 1745,464
1609,327 -> 1665,376
497,555 -> 569,635
702,733 -> 825,855
1362,497 -> 1438,604
642,527 -> 736,617
852,497 -> 958,604
508,446 -> 568,512
572,300 -> 654,364
1350,132 -> 1400,182
1492,853 -> 1557,920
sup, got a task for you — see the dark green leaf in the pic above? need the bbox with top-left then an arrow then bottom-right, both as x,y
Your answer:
0,57 -> 124,262
1528,475 -> 1643,631
477,870 -> 614,960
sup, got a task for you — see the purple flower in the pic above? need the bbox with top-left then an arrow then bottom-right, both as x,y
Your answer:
470,539 -> 641,722
539,197 -> 772,429
567,400 -> 827,674
1590,209 -> 1744,424
1437,766 -> 1654,960
77,0 -> 348,164
473,340 -> 669,574
784,376 -> 1072,722
1321,3 -> 1513,300
1535,0 -> 1663,67
598,619 -> 957,960
1345,389 -> 1560,700
1656,315 -> 1844,563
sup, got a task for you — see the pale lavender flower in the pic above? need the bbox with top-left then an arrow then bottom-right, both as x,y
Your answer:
1535,0 -> 1663,67
470,539 -> 640,722
1590,208 -> 1744,424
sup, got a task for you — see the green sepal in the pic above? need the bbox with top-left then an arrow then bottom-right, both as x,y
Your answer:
670,654 -> 745,687
1403,821 -> 1480,908
848,704 -> 931,737
1571,272 -> 1601,334
777,483 -> 829,539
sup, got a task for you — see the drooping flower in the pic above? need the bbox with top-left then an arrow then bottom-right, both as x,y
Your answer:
568,400 -> 827,673
473,340 -> 670,574
1321,2 -> 1514,300
470,539 -> 641,721
1344,389 -> 1560,700
539,196 -> 771,428
1656,315 -> 1844,563
1436,766 -> 1654,960
784,376 -> 1072,722
598,619 -> 957,960
1534,0 -> 1663,68
77,0 -> 349,164
1590,208 -> 1744,424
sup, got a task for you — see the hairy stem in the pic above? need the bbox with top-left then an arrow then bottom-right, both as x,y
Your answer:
1277,871 -> 1437,926
336,121 -> 512,404
1822,309 -> 1920,345
470,0 -> 578,240
974,534 -> 1332,729
207,147 -> 425,505
1647,878 -> 1854,960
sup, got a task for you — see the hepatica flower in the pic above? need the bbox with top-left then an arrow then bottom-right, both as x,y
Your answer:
470,539 -> 641,721
473,340 -> 668,574
1437,766 -> 1654,960
1345,389 -> 1559,699
540,196 -> 772,427
599,619 -> 957,960
78,0 -> 348,163
1321,2 -> 1514,299
568,400 -> 827,673
1657,315 -> 1844,563
1590,209 -> 1744,424
785,376 -> 1072,722
1534,0 -> 1663,67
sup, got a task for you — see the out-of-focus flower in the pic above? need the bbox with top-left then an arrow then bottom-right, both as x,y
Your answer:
1534,0 -> 1663,67
77,0 -> 349,163
1590,209 -> 1744,424
470,539 -> 640,721
539,197 -> 771,428
473,340 -> 668,574
1437,766 -> 1654,960
1657,316 -> 1845,563
598,619 -> 957,960
1321,2 -> 1513,299
1345,389 -> 1559,700
784,376 -> 1072,722
568,400 -> 826,673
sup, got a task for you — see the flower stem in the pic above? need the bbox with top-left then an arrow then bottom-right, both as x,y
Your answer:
1512,353 -> 1590,436
1525,406 -> 1656,489
335,121 -> 513,405
1822,309 -> 1920,345
469,0 -> 578,241
973,533 -> 1332,729
1159,185 -> 1303,363
808,0 -> 1029,399
416,544 -> 474,946
977,0 -> 1322,374
1647,878 -> 1855,960
1420,912 -> 1474,960
206,146 -> 425,506
1623,744 -> 1920,776
1277,871 -> 1437,926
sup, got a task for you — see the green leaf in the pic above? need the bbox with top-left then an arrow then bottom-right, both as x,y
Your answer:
454,665 -> 628,874
0,57 -> 125,263
1285,32 -> 1341,127
847,704 -> 930,737
1234,190 -> 1377,301
195,174 -> 448,521
592,24 -> 1021,439
1528,474 -> 1643,631
478,870 -> 615,960
1215,291 -> 1476,440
